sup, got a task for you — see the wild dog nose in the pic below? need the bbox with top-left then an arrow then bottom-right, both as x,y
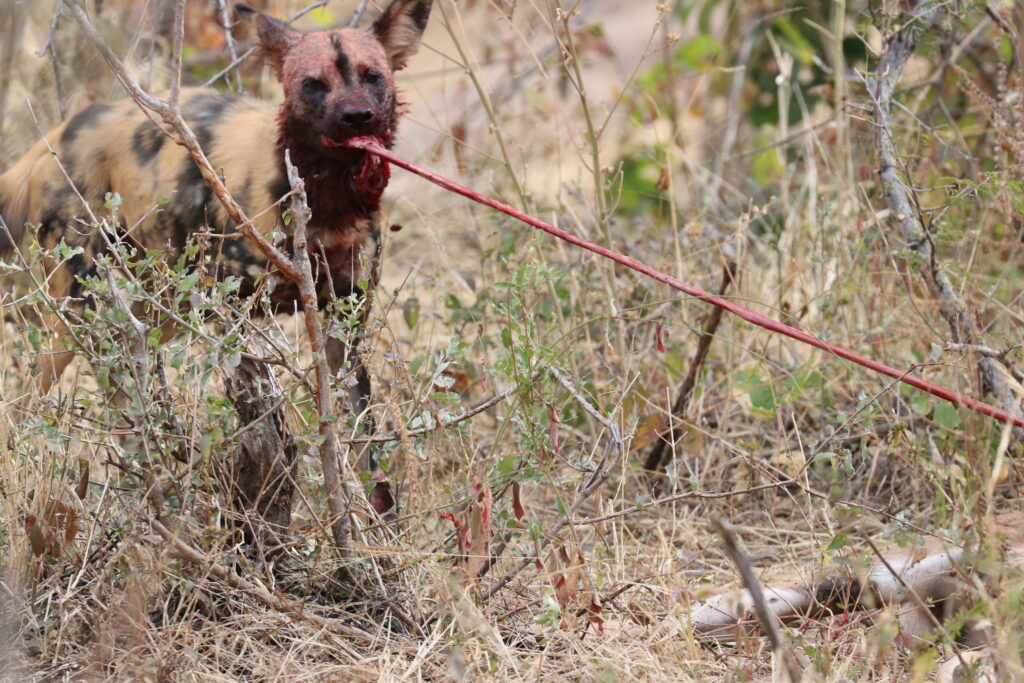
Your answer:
341,107 -> 373,125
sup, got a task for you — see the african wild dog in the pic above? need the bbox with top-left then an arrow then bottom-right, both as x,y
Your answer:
0,0 -> 433,513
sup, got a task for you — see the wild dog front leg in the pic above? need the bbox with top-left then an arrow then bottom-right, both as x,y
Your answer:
26,248 -> 92,401
324,221 -> 390,514
325,331 -> 392,516
31,315 -> 77,399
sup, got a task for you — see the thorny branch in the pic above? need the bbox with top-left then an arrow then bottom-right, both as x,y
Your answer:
345,383 -> 518,444
867,3 -> 1024,443
644,262 -> 736,487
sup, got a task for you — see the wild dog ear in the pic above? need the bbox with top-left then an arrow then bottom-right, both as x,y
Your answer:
370,0 -> 432,71
235,4 -> 299,78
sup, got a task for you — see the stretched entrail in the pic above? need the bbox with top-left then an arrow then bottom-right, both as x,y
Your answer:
345,136 -> 1024,431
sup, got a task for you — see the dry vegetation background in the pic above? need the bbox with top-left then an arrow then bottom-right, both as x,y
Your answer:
1,0 -> 1024,680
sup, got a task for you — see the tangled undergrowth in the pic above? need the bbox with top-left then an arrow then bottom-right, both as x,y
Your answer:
2,1 -> 1024,680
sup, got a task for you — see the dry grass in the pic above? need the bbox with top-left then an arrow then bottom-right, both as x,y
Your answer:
1,0 -> 1024,680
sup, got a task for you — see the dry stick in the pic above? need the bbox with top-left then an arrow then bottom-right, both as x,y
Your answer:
345,138 -> 1024,431
868,5 -> 1024,443
944,342 -> 1024,383
480,439 -> 615,602
202,1 -> 330,89
712,517 -> 803,683
643,261 -> 736,488
216,0 -> 244,91
283,153 -> 357,563
573,479 -> 796,527
348,0 -> 371,28
545,363 -> 625,465
149,518 -> 375,643
36,0 -> 66,119
345,384 -> 518,444
0,3 -> 26,154
67,2 -> 355,559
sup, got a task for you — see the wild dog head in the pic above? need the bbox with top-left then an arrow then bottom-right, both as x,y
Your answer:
236,0 -> 431,156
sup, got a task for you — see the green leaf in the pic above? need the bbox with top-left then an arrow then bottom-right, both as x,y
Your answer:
28,326 -> 41,354
309,6 -> 337,28
674,35 -> 723,70
736,368 -> 776,418
772,16 -> 815,65
752,140 -> 785,186
403,297 -> 420,330
496,455 -> 518,476
933,402 -> 961,430
826,533 -> 848,552
177,270 -> 200,293
910,393 -> 931,415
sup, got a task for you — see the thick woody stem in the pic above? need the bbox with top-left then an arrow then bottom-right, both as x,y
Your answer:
868,4 -> 1024,443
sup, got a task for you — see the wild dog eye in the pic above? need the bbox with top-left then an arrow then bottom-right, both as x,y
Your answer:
362,70 -> 383,86
302,77 -> 329,96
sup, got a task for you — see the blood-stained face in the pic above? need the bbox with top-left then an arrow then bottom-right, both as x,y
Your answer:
237,0 -> 431,153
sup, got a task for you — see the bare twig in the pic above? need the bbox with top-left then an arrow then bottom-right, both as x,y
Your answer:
713,517 -> 803,683
101,266 -> 150,402
643,262 -> 736,487
862,535 -> 971,672
202,1 -> 335,88
349,0 -> 371,27
708,16 -> 757,208
867,3 -> 1024,443
573,479 -> 796,527
35,0 -> 66,119
945,342 -> 1024,383
0,2 -> 27,149
217,0 -> 244,91
168,0 -> 185,107
35,0 -> 62,58
480,438 -> 616,602
545,363 -> 624,456
201,46 -> 256,88
345,384 -> 517,444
